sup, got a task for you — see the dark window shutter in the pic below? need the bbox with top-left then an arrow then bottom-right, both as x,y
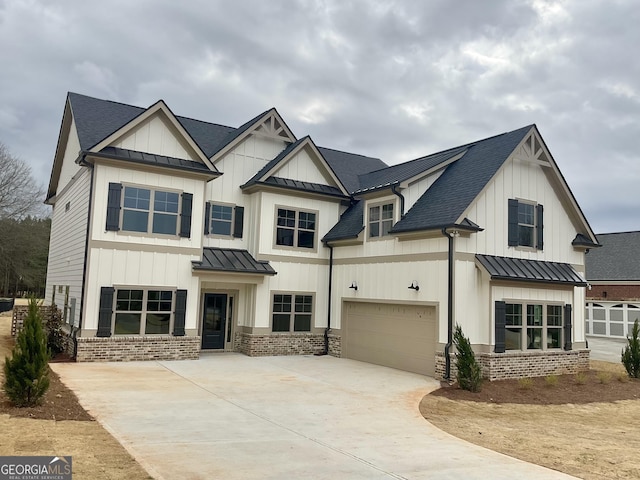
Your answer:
97,287 -> 114,337
495,301 -> 506,353
204,202 -> 211,235
564,304 -> 572,351
233,206 -> 244,239
106,183 -> 122,231
508,199 -> 518,246
536,204 -> 544,250
179,192 -> 193,238
173,289 -> 187,336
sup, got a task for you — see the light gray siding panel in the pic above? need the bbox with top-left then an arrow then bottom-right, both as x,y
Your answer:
45,168 -> 91,327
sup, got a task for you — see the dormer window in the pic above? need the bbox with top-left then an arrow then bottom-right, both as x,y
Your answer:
368,202 -> 394,238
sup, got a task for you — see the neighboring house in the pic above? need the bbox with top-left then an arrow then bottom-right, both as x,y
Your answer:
585,231 -> 640,338
45,92 -> 599,380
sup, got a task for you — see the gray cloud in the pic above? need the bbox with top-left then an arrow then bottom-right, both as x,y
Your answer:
1,0 -> 638,233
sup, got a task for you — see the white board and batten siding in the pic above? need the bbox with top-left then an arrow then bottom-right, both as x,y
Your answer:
45,168 -> 92,327
55,117 -> 83,196
272,147 -> 337,186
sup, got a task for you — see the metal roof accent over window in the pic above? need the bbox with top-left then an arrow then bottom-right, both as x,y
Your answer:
192,248 -> 277,275
476,254 -> 587,286
98,147 -> 213,174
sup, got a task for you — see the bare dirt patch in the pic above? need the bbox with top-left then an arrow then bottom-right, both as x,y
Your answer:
421,361 -> 640,480
0,310 -> 152,479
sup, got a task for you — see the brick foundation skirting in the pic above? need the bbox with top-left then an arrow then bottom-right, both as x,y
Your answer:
75,336 -> 201,362
235,331 -> 342,357
435,349 -> 590,381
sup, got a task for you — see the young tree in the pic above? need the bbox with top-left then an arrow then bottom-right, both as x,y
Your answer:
453,324 -> 483,392
4,298 -> 50,406
622,319 -> 640,378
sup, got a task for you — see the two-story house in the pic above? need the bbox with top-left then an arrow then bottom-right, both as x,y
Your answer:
45,92 -> 599,380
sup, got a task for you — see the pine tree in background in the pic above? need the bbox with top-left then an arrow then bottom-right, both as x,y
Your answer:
3,298 -> 50,406
453,324 -> 483,392
622,319 -> 640,378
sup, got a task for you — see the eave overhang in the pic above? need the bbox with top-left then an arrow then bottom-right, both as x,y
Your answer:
476,254 -> 587,286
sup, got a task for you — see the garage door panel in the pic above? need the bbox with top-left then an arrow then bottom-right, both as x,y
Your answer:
343,302 -> 436,376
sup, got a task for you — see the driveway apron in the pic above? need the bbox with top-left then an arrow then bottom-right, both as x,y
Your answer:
52,354 -> 577,480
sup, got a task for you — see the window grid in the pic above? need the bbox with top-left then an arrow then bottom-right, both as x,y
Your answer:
276,208 -> 316,249
122,186 -> 180,235
368,203 -> 394,238
272,293 -> 313,332
505,302 -> 563,351
114,289 -> 174,335
210,204 -> 234,236
518,202 -> 535,247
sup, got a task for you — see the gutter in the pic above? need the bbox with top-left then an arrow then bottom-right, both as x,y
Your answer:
321,245 -> 334,356
441,227 -> 455,382
75,156 -> 94,359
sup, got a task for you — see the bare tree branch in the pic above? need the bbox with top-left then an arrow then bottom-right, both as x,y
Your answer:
0,141 -> 46,219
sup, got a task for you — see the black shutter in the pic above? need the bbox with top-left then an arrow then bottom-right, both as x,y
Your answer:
233,206 -> 244,239
536,204 -> 544,250
97,287 -> 114,337
204,202 -> 211,235
106,183 -> 122,231
495,301 -> 506,353
508,199 -> 519,246
173,289 -> 187,336
179,192 -> 193,238
564,304 -> 572,351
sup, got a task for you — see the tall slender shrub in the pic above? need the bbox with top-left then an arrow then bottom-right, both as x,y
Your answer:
453,324 -> 482,392
3,298 -> 50,406
622,319 -> 640,378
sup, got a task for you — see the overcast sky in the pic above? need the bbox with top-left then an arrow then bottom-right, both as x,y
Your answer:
1,0 -> 638,234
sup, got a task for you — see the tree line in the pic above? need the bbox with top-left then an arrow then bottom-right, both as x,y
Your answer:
0,141 -> 50,297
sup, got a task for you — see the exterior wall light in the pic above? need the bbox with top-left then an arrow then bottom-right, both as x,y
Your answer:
349,281 -> 358,291
408,281 -> 419,291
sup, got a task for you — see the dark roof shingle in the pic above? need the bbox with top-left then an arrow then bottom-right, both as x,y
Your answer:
586,231 -> 640,281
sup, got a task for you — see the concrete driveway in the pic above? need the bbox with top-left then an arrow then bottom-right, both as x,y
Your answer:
52,354 -> 577,480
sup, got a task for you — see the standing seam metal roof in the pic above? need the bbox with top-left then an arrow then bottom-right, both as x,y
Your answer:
476,254 -> 587,286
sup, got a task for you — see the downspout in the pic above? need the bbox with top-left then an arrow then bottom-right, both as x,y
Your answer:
391,184 -> 405,218
322,244 -> 334,355
442,228 -> 454,382
75,157 -> 94,359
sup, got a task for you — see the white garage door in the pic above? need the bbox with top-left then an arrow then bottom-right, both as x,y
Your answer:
342,302 -> 437,376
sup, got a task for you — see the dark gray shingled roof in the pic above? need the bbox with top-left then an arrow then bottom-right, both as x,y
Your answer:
586,231 -> 640,281
391,125 -> 533,233
355,146 -> 468,194
318,147 -> 387,193
193,248 -> 276,275
322,200 -> 365,242
476,254 -> 587,286
96,147 -> 214,175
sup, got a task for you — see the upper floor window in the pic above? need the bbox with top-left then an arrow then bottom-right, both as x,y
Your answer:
368,202 -> 394,238
275,207 -> 316,249
508,199 -> 543,249
106,183 -> 193,238
204,203 -> 244,238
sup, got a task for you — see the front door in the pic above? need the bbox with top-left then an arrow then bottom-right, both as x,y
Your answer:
202,293 -> 227,349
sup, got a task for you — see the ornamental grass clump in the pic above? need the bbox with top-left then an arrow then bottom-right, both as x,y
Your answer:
3,298 -> 50,407
453,324 -> 482,392
622,319 -> 640,378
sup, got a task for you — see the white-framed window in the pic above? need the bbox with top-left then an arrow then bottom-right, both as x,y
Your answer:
122,186 -> 180,235
368,202 -> 394,238
210,204 -> 234,236
275,207 -> 317,249
508,199 -> 543,250
114,289 -> 174,335
271,293 -> 313,332
505,302 -> 563,350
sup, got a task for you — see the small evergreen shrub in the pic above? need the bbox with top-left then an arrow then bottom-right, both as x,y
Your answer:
45,304 -> 66,358
3,298 -> 50,406
453,324 -> 482,392
622,319 -> 640,378
518,378 -> 533,390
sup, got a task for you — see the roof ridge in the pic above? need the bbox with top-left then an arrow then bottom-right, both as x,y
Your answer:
596,230 -> 640,236
68,91 -> 144,112
317,145 -> 382,161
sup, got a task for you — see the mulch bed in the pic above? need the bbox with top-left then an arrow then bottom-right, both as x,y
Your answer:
432,370 -> 640,405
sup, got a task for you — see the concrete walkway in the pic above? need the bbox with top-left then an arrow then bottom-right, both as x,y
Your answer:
52,354 -> 577,480
587,335 -> 627,363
